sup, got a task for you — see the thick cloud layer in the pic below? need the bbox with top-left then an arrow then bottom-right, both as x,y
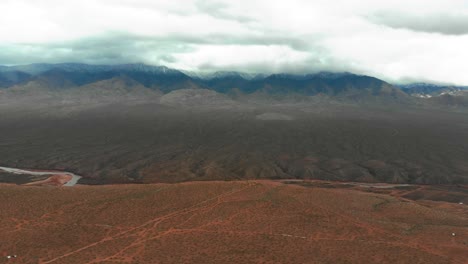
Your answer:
0,0 -> 467,85
367,12 -> 468,35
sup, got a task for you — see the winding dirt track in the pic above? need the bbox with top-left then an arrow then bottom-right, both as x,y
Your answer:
40,183 -> 256,264
0,180 -> 466,264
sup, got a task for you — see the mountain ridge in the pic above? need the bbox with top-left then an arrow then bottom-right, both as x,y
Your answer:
1,63 -> 467,107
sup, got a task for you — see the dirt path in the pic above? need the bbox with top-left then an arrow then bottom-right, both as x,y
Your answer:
2,180 -> 465,263
40,182 -> 257,264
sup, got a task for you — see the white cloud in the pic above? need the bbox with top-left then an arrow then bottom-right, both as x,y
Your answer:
0,0 -> 467,85
171,44 -> 315,72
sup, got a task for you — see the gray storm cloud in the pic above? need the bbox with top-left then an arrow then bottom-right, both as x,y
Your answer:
367,12 -> 468,35
0,32 -> 338,74
0,0 -> 467,85
195,0 -> 255,23
0,34 -> 191,66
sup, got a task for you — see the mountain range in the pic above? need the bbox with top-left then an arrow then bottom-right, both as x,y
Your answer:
1,63 -> 467,108
1,63 -> 468,185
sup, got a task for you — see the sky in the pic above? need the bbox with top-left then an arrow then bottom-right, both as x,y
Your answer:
0,0 -> 468,85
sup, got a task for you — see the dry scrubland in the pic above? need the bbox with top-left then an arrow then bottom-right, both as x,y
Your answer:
0,103 -> 467,185
0,181 -> 466,264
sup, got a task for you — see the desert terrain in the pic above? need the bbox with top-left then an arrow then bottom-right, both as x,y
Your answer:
1,0 -> 468,262
0,180 -> 466,263
0,103 -> 467,186
1,64 -> 467,263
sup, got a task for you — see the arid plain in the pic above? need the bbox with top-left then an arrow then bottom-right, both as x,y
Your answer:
0,180 -> 466,264
1,64 -> 468,264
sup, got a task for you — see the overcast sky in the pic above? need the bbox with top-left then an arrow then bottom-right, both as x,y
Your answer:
1,0 -> 467,85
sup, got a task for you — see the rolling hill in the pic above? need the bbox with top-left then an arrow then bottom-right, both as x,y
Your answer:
0,63 -> 467,185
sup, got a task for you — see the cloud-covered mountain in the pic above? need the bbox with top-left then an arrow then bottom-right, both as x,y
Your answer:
0,63 -> 416,107
398,83 -> 467,97
397,83 -> 468,107
4,63 -> 468,108
0,63 -> 467,186
1,1 -> 467,86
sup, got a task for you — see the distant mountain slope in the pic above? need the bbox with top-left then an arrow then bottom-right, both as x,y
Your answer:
200,72 -> 408,102
160,88 -> 236,108
398,83 -> 466,97
1,103 -> 466,185
63,76 -> 162,103
7,63 -> 468,106
0,63 -> 194,92
0,71 -> 31,88
397,83 -> 468,107
428,93 -> 468,107
0,75 -> 162,105
168,72 -> 408,103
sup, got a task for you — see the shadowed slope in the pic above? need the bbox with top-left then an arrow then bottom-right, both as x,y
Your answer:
0,104 -> 467,185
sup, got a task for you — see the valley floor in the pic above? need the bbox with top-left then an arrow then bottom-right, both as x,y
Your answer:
0,180 -> 466,263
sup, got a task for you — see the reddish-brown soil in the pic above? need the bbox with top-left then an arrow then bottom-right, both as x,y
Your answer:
0,181 -> 466,264
22,175 -> 72,187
